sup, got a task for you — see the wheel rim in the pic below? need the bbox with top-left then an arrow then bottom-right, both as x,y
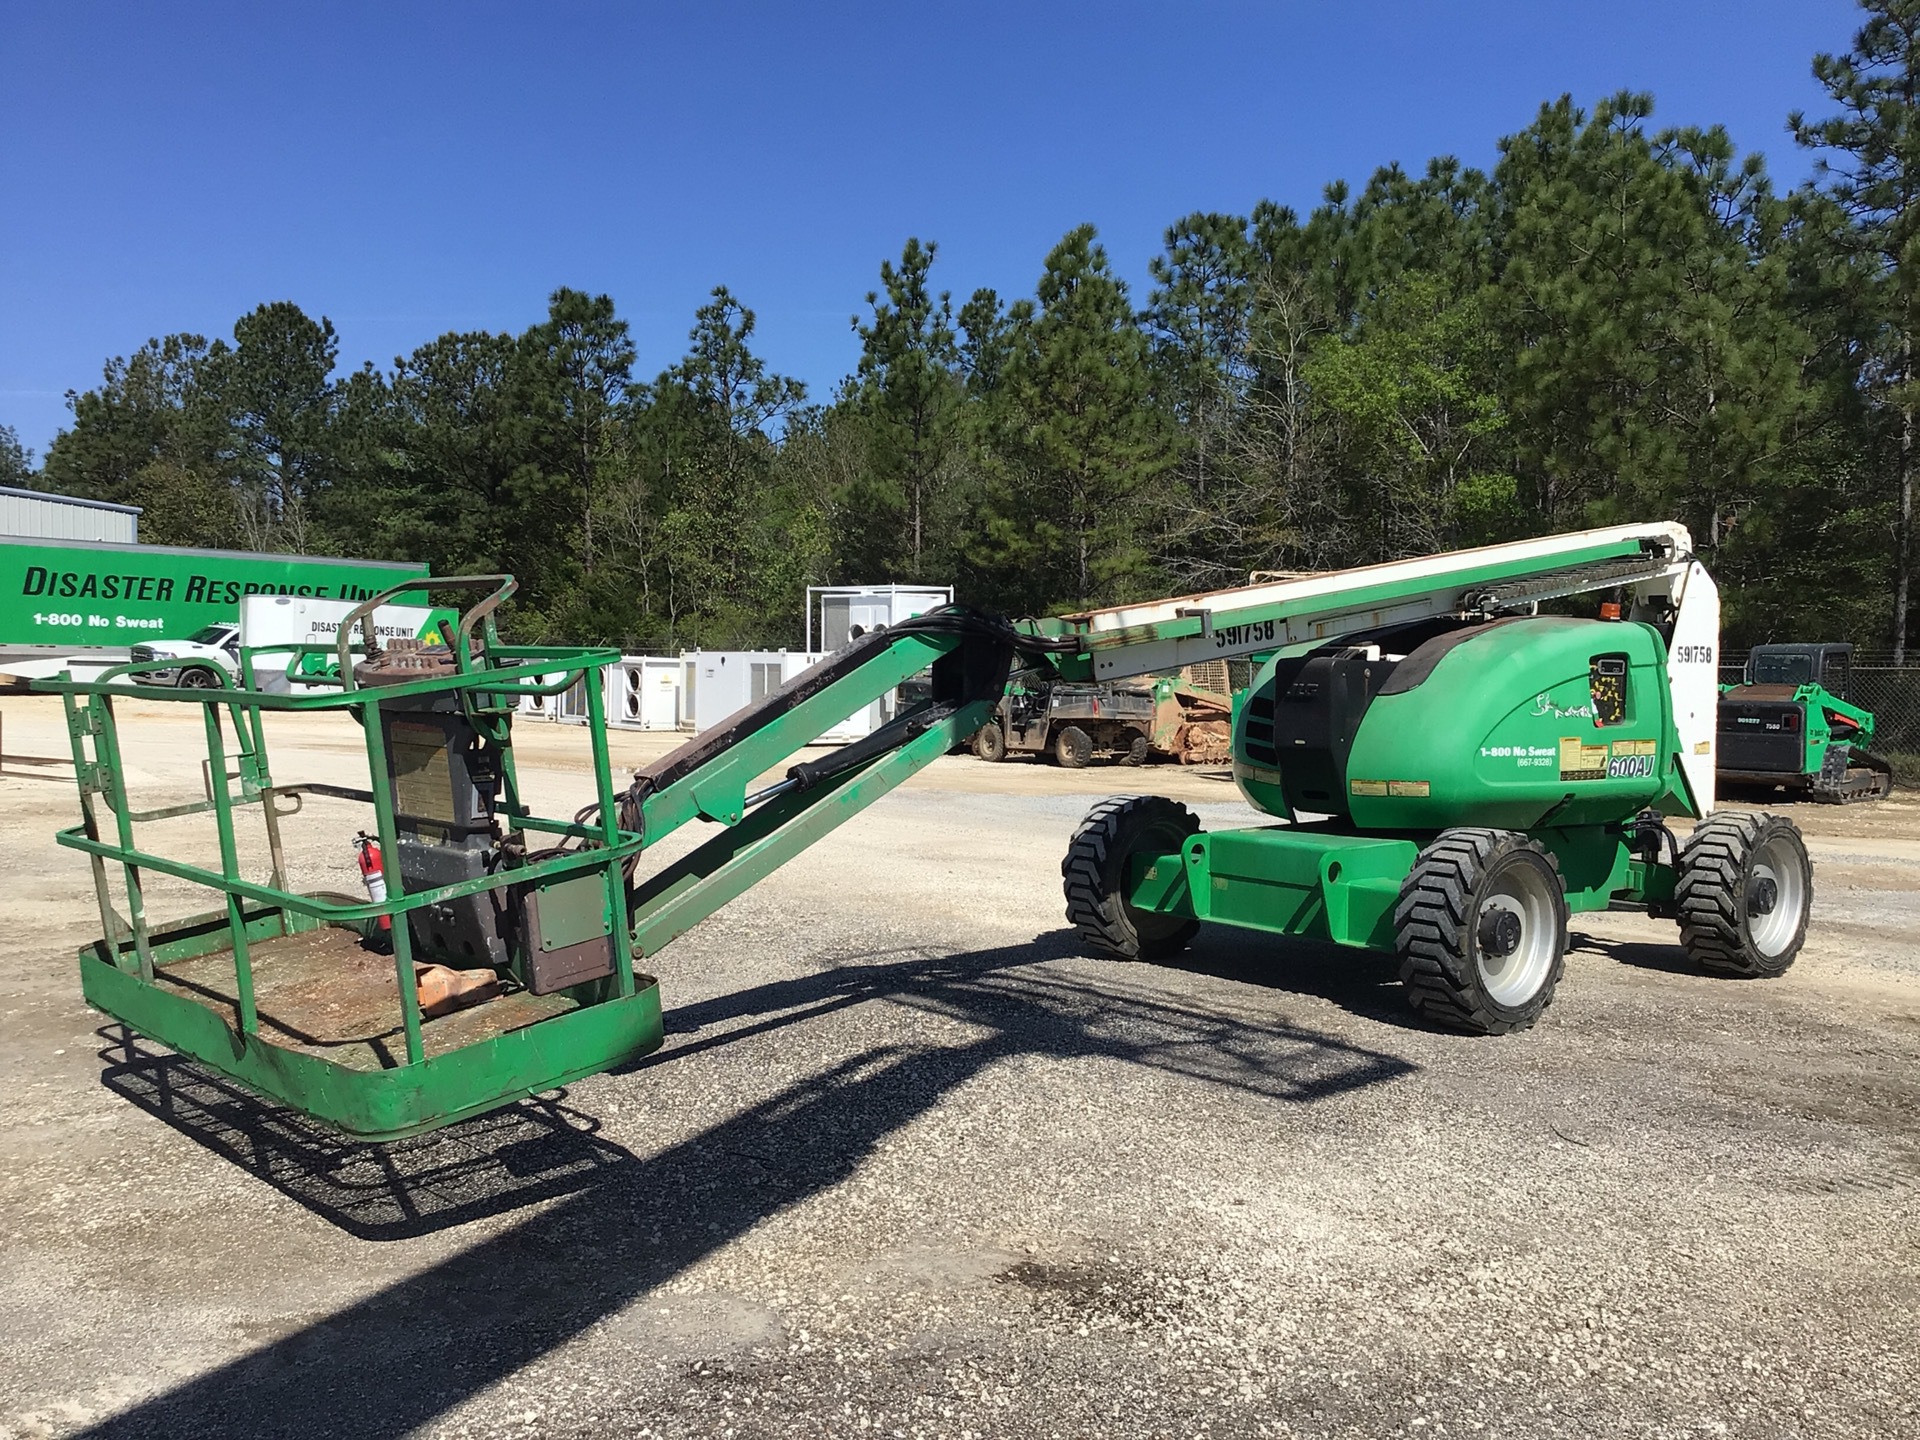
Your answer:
1746,833 -> 1807,958
1474,858 -> 1559,1007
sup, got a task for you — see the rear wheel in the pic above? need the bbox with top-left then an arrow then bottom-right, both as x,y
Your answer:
1053,725 -> 1093,769
1121,732 -> 1151,766
1675,812 -> 1811,977
1062,795 -> 1201,961
971,723 -> 1007,762
1395,829 -> 1568,1035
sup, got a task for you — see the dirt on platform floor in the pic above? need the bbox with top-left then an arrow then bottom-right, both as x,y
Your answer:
1,692 -> 1918,1440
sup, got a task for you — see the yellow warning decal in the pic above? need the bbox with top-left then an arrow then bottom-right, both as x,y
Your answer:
1611,737 -> 1657,758
1349,778 -> 1389,797
1387,779 -> 1431,797
1694,741 -> 1712,755
1559,736 -> 1607,781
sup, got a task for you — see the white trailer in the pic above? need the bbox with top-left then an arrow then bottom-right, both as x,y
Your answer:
806,585 -> 953,653
605,656 -> 686,731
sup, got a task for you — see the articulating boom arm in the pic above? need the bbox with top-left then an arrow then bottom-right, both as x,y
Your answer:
1019,523 -> 1702,683
609,523 -> 1720,961
1016,523 -> 1722,812
606,608 -> 1061,959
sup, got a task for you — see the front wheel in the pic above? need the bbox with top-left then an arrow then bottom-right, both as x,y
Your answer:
1062,795 -> 1201,961
1395,829 -> 1568,1035
178,665 -> 221,690
1675,812 -> 1811,977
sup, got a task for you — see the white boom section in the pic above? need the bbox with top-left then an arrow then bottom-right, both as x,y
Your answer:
1659,560 -> 1720,814
1051,521 -> 1720,812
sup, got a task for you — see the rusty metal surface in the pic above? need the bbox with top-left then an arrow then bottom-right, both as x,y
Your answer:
153,927 -> 576,1071
1172,720 -> 1232,765
354,638 -> 465,687
1152,687 -> 1234,765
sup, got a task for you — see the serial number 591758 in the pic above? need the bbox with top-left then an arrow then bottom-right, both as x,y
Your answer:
1214,620 -> 1277,650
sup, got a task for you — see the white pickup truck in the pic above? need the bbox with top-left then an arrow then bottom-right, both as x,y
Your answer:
129,623 -> 242,688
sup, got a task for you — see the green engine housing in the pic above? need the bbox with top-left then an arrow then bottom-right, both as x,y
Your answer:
1233,617 -> 1697,831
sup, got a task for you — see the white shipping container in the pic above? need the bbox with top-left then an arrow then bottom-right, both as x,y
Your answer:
806,585 -> 952,653
680,650 -> 793,733
605,656 -> 685,730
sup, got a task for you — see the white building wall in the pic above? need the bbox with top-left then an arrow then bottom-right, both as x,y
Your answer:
0,487 -> 140,543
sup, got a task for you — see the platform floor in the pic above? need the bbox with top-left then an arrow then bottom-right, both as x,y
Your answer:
153,925 -> 578,1070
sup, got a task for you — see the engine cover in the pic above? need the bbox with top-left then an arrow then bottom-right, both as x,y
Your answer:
1236,646 -> 1400,819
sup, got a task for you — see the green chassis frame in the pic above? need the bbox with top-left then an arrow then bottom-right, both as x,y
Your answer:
41,576 -> 993,1140
1124,824 -> 1677,953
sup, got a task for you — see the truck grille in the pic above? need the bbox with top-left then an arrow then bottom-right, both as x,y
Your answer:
130,645 -> 155,663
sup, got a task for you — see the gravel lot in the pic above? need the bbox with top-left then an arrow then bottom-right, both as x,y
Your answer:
2,694 -> 1917,1440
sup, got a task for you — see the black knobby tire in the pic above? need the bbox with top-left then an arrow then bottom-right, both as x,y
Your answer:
179,665 -> 220,690
1675,811 -> 1811,978
972,723 -> 1008,762
1394,828 -> 1568,1036
1054,725 -> 1093,769
1061,795 -> 1201,961
1121,732 -> 1151,766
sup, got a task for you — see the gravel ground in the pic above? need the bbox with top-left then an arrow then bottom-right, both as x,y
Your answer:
1,696 -> 1918,1440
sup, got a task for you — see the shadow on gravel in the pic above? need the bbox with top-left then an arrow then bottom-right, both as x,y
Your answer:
1156,927 -> 1433,1030
96,1026 -> 635,1242
642,927 -> 1421,1089
1568,932 -> 1703,976
79,931 -> 1413,1440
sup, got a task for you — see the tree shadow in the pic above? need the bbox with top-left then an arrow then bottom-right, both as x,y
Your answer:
77,930 -> 1416,1439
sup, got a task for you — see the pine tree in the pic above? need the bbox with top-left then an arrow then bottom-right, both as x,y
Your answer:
1793,0 -> 1920,659
522,289 -> 635,575
215,302 -> 342,553
849,238 -> 964,580
1493,94 -> 1810,551
40,333 -> 238,547
970,226 -> 1170,611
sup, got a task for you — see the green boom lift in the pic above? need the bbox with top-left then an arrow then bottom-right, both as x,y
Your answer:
42,523 -> 1814,1139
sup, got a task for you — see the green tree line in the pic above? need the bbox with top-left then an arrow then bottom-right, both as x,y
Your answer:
15,1 -> 1920,658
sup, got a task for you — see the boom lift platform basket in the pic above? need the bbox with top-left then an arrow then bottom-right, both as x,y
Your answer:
41,576 -> 1014,1139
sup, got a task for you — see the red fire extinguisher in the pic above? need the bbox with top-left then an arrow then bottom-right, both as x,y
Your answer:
353,832 -> 391,933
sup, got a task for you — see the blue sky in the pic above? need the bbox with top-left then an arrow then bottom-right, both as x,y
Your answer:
0,0 -> 1862,459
